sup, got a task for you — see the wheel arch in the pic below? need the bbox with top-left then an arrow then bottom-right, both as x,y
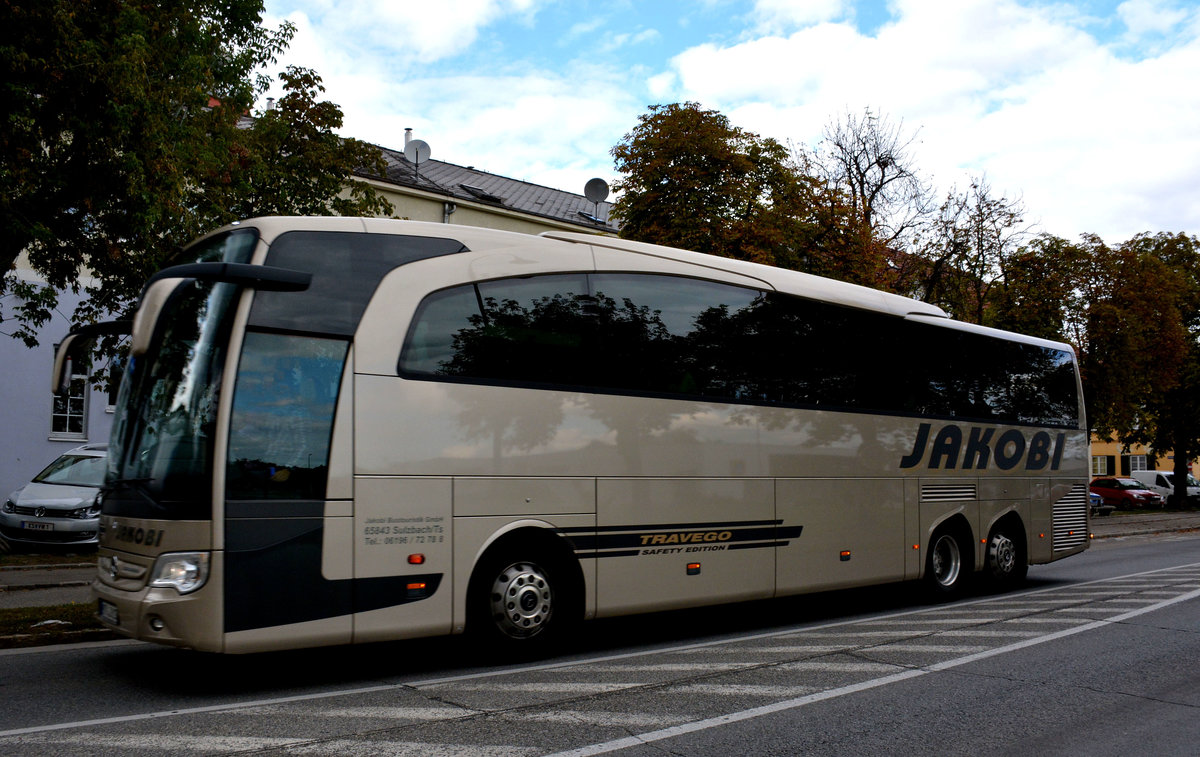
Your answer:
463,522 -> 586,636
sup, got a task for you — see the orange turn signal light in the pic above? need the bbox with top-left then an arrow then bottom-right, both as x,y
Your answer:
408,554 -> 426,565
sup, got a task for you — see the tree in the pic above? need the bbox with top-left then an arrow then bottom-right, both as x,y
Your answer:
1,2 -> 391,345
202,67 -> 393,223
611,103 -> 797,266
1080,232 -> 1200,504
817,108 -> 934,255
610,102 -> 885,286
914,177 -> 1029,324
989,234 -> 1088,341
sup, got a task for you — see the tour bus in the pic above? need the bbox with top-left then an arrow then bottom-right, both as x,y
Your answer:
54,217 -> 1090,654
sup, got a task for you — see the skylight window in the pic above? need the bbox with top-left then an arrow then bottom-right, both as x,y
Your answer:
459,183 -> 504,203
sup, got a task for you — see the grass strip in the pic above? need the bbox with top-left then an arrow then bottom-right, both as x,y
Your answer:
0,552 -> 96,568
0,602 -> 114,648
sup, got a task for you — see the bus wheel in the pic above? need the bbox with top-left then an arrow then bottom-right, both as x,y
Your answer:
985,526 -> 1028,588
489,559 -> 554,640
468,543 -> 578,656
926,530 -> 967,595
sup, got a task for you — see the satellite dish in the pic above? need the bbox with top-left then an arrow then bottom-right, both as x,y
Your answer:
584,178 -> 609,203
404,139 -> 431,164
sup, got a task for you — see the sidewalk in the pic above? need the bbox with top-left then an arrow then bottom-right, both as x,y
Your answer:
0,563 -> 95,610
1087,510 -> 1200,540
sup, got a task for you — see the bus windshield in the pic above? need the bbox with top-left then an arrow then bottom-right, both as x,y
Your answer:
105,230 -> 257,519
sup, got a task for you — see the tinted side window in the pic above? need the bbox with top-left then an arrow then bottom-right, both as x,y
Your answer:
399,272 -> 1079,428
590,274 -> 763,398
400,274 -> 594,389
251,231 -> 468,336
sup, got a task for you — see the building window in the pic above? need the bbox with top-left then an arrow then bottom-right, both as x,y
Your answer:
51,375 -> 88,440
1129,455 -> 1147,472
1092,456 -> 1108,476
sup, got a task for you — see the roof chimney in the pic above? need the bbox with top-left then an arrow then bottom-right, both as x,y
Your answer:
405,127 -> 413,145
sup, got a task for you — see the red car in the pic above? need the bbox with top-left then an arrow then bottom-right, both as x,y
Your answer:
1089,477 -> 1166,509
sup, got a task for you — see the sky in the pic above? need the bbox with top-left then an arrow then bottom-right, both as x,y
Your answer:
260,0 -> 1200,243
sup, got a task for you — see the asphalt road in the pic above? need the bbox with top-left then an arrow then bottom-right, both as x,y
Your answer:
0,524 -> 1197,755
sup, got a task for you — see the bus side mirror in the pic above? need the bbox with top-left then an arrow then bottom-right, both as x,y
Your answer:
131,277 -> 189,357
51,320 -> 133,394
51,333 -> 83,395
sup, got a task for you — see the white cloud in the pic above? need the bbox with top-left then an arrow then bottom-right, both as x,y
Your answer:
600,28 -> 662,52
750,0 -> 848,32
657,0 -> 1200,239
257,0 -> 1200,242
1118,0 -> 1189,39
268,0 -> 545,64
355,69 -> 640,192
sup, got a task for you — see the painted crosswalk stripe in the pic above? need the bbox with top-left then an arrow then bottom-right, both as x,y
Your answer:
509,710 -> 690,728
872,644 -> 990,653
544,586 -> 1200,757
674,684 -> 819,697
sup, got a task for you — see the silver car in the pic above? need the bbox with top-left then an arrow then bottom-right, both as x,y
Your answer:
2,444 -> 106,549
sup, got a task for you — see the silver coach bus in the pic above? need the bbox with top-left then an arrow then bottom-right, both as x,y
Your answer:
54,217 -> 1090,653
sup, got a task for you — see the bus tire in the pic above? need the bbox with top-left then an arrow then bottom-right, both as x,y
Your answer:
985,523 -> 1028,588
925,528 -> 969,597
468,541 -> 578,654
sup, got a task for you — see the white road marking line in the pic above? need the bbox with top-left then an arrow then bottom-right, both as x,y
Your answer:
1005,616 -> 1094,624
509,710 -> 691,727
548,662 -> 753,673
5,734 -> 306,751
778,661 -> 901,673
4,562 -> 1198,740
784,630 -> 913,637
674,684 -> 818,697
869,644 -> 991,653
933,629 -> 1044,637
283,740 -> 542,756
425,682 -> 645,695
543,586 -> 1200,757
728,645 -> 853,654
236,705 -> 479,721
856,618 -> 1003,625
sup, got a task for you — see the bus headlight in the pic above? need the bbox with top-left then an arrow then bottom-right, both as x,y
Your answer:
149,552 -> 210,594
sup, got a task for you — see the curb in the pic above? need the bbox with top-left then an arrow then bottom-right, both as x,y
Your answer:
0,563 -> 95,572
0,627 -> 121,650
0,580 -> 92,592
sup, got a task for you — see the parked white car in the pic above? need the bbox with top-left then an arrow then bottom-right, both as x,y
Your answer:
1,444 -> 106,549
1130,469 -> 1200,506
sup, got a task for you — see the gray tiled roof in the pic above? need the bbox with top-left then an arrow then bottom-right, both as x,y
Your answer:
365,144 -> 616,231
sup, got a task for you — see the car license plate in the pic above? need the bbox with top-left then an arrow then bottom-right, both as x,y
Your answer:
22,521 -> 53,531
98,600 -> 120,626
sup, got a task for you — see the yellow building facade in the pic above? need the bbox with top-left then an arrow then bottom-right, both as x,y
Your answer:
1089,437 -> 1197,478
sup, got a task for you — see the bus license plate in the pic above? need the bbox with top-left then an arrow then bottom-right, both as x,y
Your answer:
22,521 -> 53,531
98,600 -> 120,626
